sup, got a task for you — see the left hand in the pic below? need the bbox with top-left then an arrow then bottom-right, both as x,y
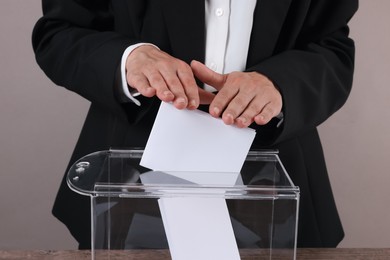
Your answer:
191,60 -> 283,128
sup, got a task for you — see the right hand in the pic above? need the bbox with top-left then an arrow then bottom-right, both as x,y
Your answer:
125,45 -> 214,110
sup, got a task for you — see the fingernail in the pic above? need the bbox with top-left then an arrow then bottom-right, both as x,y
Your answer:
256,115 -> 265,121
213,107 -> 220,116
222,113 -> 234,125
176,97 -> 186,104
238,117 -> 247,124
189,99 -> 197,108
163,90 -> 173,97
226,113 -> 234,122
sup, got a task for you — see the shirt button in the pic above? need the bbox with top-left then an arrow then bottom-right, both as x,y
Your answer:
215,8 -> 224,17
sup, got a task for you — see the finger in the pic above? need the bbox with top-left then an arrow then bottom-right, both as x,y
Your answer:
235,116 -> 254,128
159,68 -> 188,109
209,83 -> 239,119
222,91 -> 256,126
190,60 -> 225,90
127,72 -> 156,97
177,66 -> 200,110
254,102 -> 281,125
235,99 -> 265,128
145,70 -> 175,102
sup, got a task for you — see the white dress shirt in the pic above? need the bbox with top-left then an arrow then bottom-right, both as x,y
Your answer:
204,0 -> 256,91
121,0 -> 257,102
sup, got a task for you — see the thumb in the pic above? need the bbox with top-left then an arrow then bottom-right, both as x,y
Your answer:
190,60 -> 225,90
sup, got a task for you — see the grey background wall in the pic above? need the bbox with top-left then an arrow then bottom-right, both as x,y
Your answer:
0,0 -> 389,249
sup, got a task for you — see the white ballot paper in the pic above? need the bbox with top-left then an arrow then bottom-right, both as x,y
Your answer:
159,197 -> 240,260
141,102 -> 256,173
140,102 -> 256,260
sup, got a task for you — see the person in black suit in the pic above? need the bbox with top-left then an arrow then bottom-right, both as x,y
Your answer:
32,0 -> 358,249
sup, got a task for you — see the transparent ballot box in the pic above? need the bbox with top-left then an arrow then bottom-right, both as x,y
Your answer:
67,149 -> 299,260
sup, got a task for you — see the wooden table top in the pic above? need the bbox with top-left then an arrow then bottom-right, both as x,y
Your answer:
0,248 -> 389,260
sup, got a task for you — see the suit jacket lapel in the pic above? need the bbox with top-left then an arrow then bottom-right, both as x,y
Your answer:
247,0 -> 293,67
162,0 -> 205,64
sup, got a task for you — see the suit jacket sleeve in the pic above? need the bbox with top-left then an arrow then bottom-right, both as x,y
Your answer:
32,0 -> 148,122
247,0 -> 358,146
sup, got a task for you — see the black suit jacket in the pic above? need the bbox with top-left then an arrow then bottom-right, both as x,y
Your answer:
32,0 -> 358,248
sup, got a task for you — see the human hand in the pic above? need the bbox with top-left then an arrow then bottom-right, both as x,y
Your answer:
191,60 -> 282,128
126,45 -> 214,109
